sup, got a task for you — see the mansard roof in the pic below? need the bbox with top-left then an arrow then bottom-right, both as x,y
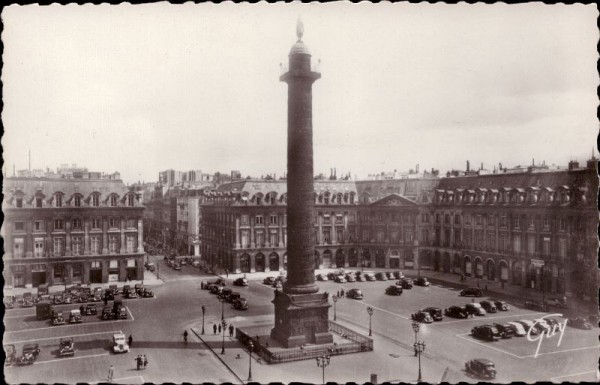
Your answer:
369,193 -> 419,207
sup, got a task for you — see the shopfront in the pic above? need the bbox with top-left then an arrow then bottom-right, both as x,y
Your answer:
31,264 -> 47,287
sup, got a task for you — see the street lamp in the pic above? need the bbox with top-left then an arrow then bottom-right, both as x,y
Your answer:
332,295 -> 338,321
414,340 -> 426,382
201,305 -> 206,335
412,321 -> 420,357
414,240 -> 420,278
247,340 -> 254,382
221,318 -> 228,354
366,306 -> 374,337
315,354 -> 330,385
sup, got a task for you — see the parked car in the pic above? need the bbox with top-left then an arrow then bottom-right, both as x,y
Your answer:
445,306 -> 469,319
102,306 -> 113,320
219,288 -> 233,301
233,297 -> 248,310
465,303 -> 487,316
385,271 -> 395,279
460,287 -> 483,297
59,338 -> 75,357
135,284 -> 144,295
234,278 -> 248,287
123,285 -> 131,295
326,272 -> 338,281
4,296 -> 15,309
492,323 -> 515,338
316,274 -> 329,281
229,292 -> 241,304
53,294 -> 65,305
141,288 -> 154,298
272,280 -> 283,289
397,278 -> 413,289
506,321 -> 527,336
385,285 -> 403,296
465,358 -> 497,379
85,304 -> 98,316
566,317 -> 592,330
544,297 -> 567,309
411,311 -> 433,323
524,300 -> 549,312
393,271 -> 404,279
210,285 -> 224,295
114,307 -> 128,320
125,288 -> 138,299
471,325 -> 501,341
346,288 -> 363,300
112,333 -> 130,353
345,274 -> 356,282
69,309 -> 82,323
355,274 -> 366,282
544,317 -> 560,329
22,343 -> 40,359
363,272 -> 376,282
173,263 -> 182,270
208,278 -> 227,286
52,311 -> 66,325
422,307 -> 444,321
22,292 -> 34,307
263,277 -> 276,285
532,319 -> 552,334
375,272 -> 388,281
4,344 -> 17,366
103,290 -> 115,301
334,275 -> 347,283
515,320 -> 539,335
145,262 -> 156,272
414,277 -> 430,287
479,301 -> 497,313
494,301 -> 510,311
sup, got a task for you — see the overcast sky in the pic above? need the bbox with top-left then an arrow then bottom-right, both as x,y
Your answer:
2,3 -> 598,184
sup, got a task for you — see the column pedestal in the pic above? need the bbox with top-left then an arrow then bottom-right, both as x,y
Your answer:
271,291 -> 333,348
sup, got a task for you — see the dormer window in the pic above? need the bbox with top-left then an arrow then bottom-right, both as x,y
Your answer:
74,196 -> 82,207
110,195 -> 118,207
127,194 -> 135,207
92,194 -> 100,207
16,197 -> 23,208
36,197 -> 43,208
55,194 -> 63,208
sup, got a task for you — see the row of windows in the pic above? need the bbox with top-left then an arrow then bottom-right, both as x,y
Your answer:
13,218 -> 139,232
11,235 -> 138,258
435,213 -> 568,231
12,193 -> 136,208
361,213 -> 416,223
11,259 -> 138,272
435,189 -> 575,205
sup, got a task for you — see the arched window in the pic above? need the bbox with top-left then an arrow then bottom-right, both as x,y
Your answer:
127,194 -> 135,207
55,193 -> 63,208
74,195 -> 82,207
110,195 -> 118,207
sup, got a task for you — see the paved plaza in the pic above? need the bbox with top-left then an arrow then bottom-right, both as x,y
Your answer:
4,256 -> 599,384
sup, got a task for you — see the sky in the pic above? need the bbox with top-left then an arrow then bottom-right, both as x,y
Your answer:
2,3 -> 598,184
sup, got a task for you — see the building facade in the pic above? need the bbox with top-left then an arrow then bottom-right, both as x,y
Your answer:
2,176 -> 145,288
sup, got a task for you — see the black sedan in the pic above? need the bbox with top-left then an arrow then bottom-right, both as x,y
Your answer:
397,278 -> 413,289
346,289 -> 363,300
524,300 -> 549,312
385,285 -> 403,296
411,311 -> 433,323
494,301 -> 510,311
445,306 -> 469,319
422,307 -> 443,321
414,277 -> 430,287
234,278 -> 248,287
465,358 -> 497,379
479,301 -> 497,313
460,287 -> 483,297
492,323 -> 514,339
263,277 -> 275,285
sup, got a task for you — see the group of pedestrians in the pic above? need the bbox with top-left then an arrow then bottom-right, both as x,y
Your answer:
213,323 -> 235,337
134,354 -> 148,370
336,289 -> 345,298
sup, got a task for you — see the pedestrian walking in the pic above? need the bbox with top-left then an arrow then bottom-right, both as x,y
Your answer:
107,365 -> 114,383
229,324 -> 234,337
341,289 -> 345,297
226,268 -> 229,278
213,324 -> 217,334
337,290 -> 340,298
218,324 -> 222,334
143,354 -> 148,369
135,355 -> 142,370
128,335 -> 133,347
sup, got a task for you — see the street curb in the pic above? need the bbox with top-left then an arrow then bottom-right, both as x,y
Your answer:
190,327 -> 245,385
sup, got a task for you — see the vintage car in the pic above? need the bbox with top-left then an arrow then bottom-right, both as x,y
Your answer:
515,320 -> 540,335
233,297 -> 249,310
346,288 -> 364,300
363,273 -> 376,282
4,296 -> 16,309
334,275 -> 347,283
210,285 -> 225,295
492,323 -> 515,338
411,311 -> 433,323
263,277 -> 276,285
385,271 -> 395,279
345,274 -> 356,282
316,274 -> 329,281
38,283 -> 50,296
465,303 -> 487,316
22,292 -> 34,307
398,278 -> 414,289
115,307 -> 128,319
479,301 -> 497,313
53,293 -> 65,305
85,303 -> 98,315
4,344 -> 17,366
465,358 -> 497,379
355,274 -> 366,282
69,309 -> 83,323
460,287 -> 483,297
229,292 -> 242,304
23,343 -> 41,359
102,306 -> 113,320
233,278 -> 248,287
544,297 -> 567,309
52,311 -> 66,325
375,272 -> 388,281
75,293 -> 88,303
272,279 -> 284,289
524,300 -> 548,312
444,306 -> 469,319
471,325 -> 501,341
506,321 -> 527,336
392,271 -> 404,279
219,288 -> 233,301
112,333 -> 130,353
141,288 -> 154,298
59,338 -> 75,357
566,317 -> 592,330
108,285 -> 119,295
104,289 -> 115,301
532,319 -> 552,334
125,288 -> 138,299
385,285 -> 403,296
208,278 -> 227,286
414,277 -> 430,287
173,263 -> 182,270
422,307 -> 444,321
135,284 -> 144,295
122,285 -> 131,295
62,293 -> 73,304
494,301 -> 510,311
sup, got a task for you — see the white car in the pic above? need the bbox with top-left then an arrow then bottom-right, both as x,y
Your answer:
506,321 -> 527,336
517,320 -> 539,335
112,333 -> 130,354
533,319 -> 552,333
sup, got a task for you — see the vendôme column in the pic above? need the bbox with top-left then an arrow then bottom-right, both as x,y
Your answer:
271,19 -> 333,348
